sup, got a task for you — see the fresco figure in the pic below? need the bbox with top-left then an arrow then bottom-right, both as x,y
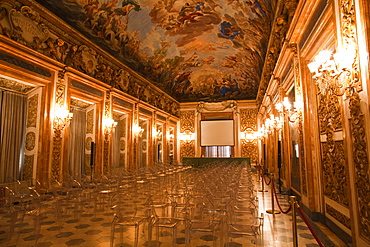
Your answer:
219,21 -> 239,39
246,0 -> 266,18
219,78 -> 240,97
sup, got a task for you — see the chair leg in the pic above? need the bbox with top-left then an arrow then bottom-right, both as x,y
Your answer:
156,226 -> 160,247
110,225 -> 115,247
173,227 -> 177,247
148,224 -> 153,247
134,225 -> 139,247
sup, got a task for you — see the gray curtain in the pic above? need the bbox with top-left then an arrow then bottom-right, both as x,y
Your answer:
67,107 -> 86,180
0,91 -> 27,183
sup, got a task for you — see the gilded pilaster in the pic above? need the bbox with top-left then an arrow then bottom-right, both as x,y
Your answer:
338,0 -> 370,241
180,110 -> 195,158
51,70 -> 66,180
240,109 -> 258,163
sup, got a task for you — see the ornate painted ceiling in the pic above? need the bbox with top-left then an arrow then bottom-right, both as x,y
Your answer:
36,0 -> 274,102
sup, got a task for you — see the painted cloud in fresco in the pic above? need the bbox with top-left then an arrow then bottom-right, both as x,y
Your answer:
36,0 -> 273,102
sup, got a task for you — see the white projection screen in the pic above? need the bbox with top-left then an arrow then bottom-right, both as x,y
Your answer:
200,120 -> 235,146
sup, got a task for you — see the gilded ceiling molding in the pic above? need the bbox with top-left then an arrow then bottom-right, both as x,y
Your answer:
256,0 -> 299,105
0,77 -> 35,93
196,101 -> 238,114
0,1 -> 179,117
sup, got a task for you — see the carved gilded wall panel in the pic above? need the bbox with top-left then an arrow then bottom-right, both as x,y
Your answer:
318,92 -> 348,207
348,91 -> 370,241
51,70 -> 66,179
240,109 -> 257,132
25,132 -> 36,151
180,111 -> 195,133
321,140 -> 348,206
24,89 -> 41,182
23,155 -> 34,181
180,140 -> 195,158
26,94 -> 38,128
326,204 -> 351,230
180,110 -> 195,158
241,139 -> 258,163
86,109 -> 94,134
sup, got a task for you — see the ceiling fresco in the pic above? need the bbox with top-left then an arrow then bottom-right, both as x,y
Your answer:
36,0 -> 274,102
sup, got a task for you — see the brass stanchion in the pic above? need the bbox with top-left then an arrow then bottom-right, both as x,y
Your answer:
256,164 -> 261,182
258,166 -> 268,192
290,196 -> 298,247
266,173 -> 280,214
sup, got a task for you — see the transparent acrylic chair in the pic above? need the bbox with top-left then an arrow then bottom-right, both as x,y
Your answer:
110,192 -> 147,247
147,194 -> 182,247
184,196 -> 219,247
0,187 -> 19,243
225,212 -> 264,246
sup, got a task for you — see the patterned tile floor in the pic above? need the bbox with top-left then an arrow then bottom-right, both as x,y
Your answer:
0,173 -> 337,247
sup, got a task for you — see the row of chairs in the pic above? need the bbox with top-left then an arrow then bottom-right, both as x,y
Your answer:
0,161 -> 262,246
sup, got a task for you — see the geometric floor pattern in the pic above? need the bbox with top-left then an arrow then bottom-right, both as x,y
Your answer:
1,170 -> 335,247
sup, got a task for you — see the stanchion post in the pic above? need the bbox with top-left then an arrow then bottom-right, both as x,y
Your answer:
256,164 -> 261,182
290,196 -> 298,247
258,166 -> 268,192
266,173 -> 280,215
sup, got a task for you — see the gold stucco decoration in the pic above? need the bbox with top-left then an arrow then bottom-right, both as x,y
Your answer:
25,132 -> 36,151
27,94 -> 38,128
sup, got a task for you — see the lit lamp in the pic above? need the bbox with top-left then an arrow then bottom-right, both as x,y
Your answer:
276,96 -> 302,123
153,129 -> 162,140
132,124 -> 144,137
180,131 -> 194,143
243,128 -> 256,140
308,49 -> 355,95
167,133 -> 174,141
103,116 -> 117,135
54,106 -> 73,131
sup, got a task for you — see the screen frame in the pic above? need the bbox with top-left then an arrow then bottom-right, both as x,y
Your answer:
200,119 -> 235,147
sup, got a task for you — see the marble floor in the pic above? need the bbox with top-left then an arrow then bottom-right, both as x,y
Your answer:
0,168 -> 341,247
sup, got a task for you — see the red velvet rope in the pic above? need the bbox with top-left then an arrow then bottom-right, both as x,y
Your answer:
272,181 -> 291,214
260,169 -> 272,185
297,205 -> 325,247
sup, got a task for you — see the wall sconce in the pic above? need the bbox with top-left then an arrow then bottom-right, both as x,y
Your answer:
276,96 -> 302,122
263,114 -> 283,132
242,128 -> 257,140
308,49 -> 355,95
167,133 -> 174,141
133,124 -> 144,137
54,106 -> 73,131
153,129 -> 162,140
180,131 -> 195,143
103,116 -> 117,135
